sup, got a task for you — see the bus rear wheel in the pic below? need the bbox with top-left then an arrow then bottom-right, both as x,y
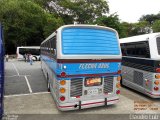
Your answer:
47,76 -> 50,92
33,56 -> 37,61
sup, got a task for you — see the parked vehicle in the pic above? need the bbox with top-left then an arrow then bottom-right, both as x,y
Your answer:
120,33 -> 160,98
41,25 -> 122,111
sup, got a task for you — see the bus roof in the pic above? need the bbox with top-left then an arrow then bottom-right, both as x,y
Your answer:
41,24 -> 119,45
120,32 -> 160,43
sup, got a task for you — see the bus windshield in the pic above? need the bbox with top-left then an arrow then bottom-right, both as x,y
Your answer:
62,28 -> 120,55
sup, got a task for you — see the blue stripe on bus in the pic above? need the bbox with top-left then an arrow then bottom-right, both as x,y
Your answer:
41,55 -> 121,80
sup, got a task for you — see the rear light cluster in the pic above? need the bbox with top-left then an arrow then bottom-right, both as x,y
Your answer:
116,90 -> 121,94
117,76 -> 121,81
59,80 -> 66,101
60,88 -> 66,93
60,80 -> 66,85
60,72 -> 66,77
60,96 -> 65,101
154,87 -> 159,91
118,70 -> 121,74
155,74 -> 160,79
116,76 -> 121,94
156,68 -> 160,73
154,80 -> 159,85
154,74 -> 160,91
116,83 -> 121,88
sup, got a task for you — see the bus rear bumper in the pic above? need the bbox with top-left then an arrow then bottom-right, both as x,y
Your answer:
57,96 -> 119,111
146,91 -> 160,98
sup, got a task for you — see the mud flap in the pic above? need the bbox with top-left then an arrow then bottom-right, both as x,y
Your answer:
79,101 -> 81,110
105,98 -> 107,106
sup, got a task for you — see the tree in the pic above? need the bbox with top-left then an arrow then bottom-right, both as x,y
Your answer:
119,22 -> 133,38
43,13 -> 64,37
130,21 -> 151,36
152,20 -> 160,32
95,14 -> 126,38
48,0 -> 109,24
0,0 -> 63,54
139,13 -> 160,25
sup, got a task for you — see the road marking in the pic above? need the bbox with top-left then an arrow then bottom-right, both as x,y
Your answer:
4,92 -> 50,98
25,75 -> 33,93
12,63 -> 20,76
5,75 -> 31,78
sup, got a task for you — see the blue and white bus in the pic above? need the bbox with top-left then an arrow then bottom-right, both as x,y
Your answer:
0,23 -> 4,117
40,25 -> 122,111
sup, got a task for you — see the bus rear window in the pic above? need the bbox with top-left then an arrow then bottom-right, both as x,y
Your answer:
62,28 -> 120,55
121,41 -> 150,58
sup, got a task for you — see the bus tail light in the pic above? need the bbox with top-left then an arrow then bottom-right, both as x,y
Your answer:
60,80 -> 66,85
154,80 -> 159,85
116,83 -> 121,88
154,87 -> 159,91
60,88 -> 66,93
117,76 -> 121,81
156,68 -> 160,73
155,74 -> 160,79
60,96 -> 65,101
60,72 -> 66,77
118,70 -> 121,74
116,90 -> 120,94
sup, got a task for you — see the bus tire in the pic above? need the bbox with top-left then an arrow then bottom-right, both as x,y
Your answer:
47,75 -> 50,92
120,75 -> 124,86
33,56 -> 37,61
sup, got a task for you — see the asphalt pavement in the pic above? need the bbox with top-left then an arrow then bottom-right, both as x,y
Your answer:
3,59 -> 160,120
4,60 -> 47,95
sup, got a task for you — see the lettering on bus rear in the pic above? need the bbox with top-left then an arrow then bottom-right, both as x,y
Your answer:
79,63 -> 110,69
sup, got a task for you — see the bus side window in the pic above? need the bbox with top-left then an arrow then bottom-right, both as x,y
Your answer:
49,41 -> 51,55
50,36 -> 56,59
47,41 -> 49,55
50,38 -> 54,55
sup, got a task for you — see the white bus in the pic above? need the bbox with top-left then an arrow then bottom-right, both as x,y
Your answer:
120,33 -> 160,98
40,25 -> 122,111
16,46 -> 40,61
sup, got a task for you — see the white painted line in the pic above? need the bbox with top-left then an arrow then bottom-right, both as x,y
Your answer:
5,75 -> 31,78
25,75 -> 33,93
4,92 -> 50,98
12,63 -> 20,76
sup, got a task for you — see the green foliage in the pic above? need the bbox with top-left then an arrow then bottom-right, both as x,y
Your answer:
120,21 -> 152,38
139,13 -> 160,25
43,14 -> 64,37
129,21 -> 151,36
48,0 -> 109,24
119,22 -> 133,38
0,0 -> 63,53
152,20 -> 160,32
95,14 -> 126,38
2,0 -> 159,54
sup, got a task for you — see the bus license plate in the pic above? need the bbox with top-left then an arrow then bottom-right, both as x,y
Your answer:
88,89 -> 98,95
